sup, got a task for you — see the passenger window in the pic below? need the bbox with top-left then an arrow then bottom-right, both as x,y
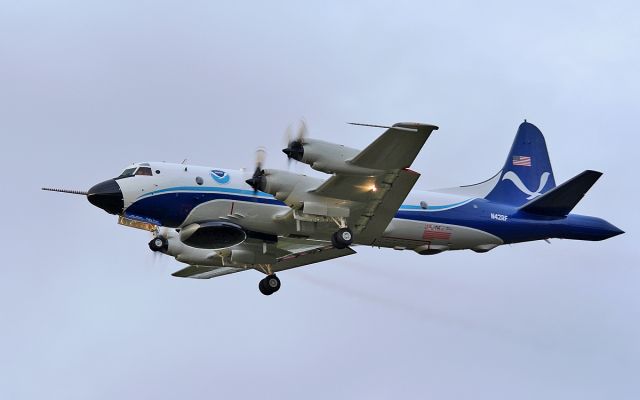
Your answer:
136,167 -> 153,176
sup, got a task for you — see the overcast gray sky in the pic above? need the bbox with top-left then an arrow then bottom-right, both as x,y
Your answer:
1,1 -> 639,399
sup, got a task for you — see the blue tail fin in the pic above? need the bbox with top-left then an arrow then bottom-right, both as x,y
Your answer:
485,121 -> 556,206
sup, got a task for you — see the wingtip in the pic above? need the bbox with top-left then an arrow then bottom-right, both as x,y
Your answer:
393,122 -> 439,131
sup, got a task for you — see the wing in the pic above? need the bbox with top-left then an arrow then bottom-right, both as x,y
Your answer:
348,122 -> 439,170
171,236 -> 355,279
312,169 -> 420,241
273,244 -> 356,272
312,122 -> 438,242
172,265 -> 244,279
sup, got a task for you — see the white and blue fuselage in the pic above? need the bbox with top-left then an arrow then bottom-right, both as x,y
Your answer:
86,161 -> 622,255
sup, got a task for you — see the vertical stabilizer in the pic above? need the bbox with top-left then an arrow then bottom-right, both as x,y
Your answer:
484,122 -> 556,206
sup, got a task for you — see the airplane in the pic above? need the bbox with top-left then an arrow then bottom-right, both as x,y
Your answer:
43,120 -> 624,295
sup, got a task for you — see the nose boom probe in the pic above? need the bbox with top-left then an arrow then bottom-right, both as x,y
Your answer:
42,187 -> 88,196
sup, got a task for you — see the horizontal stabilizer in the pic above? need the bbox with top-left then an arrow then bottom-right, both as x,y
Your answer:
519,170 -> 602,217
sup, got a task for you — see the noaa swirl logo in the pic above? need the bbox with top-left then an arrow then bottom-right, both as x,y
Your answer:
501,171 -> 550,199
210,169 -> 230,184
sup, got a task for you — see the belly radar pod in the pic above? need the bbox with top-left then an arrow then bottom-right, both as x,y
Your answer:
44,121 -> 623,295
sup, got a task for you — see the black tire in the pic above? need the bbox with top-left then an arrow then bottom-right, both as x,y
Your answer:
259,275 -> 281,295
331,233 -> 346,249
266,275 -> 280,291
258,279 -> 273,295
332,228 -> 353,248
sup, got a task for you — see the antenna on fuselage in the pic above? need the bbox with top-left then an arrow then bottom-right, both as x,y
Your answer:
181,158 -> 188,164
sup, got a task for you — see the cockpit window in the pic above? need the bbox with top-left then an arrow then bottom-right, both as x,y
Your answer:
135,167 -> 153,176
116,167 -> 137,179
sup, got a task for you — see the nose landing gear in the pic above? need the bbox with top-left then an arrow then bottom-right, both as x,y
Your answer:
258,274 -> 281,296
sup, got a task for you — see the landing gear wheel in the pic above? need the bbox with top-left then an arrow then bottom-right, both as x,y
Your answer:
331,228 -> 353,249
148,236 -> 168,252
258,274 -> 281,296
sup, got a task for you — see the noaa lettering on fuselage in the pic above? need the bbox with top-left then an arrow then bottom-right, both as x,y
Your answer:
491,213 -> 508,221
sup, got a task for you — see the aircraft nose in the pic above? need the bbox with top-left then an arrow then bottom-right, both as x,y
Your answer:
87,179 -> 124,215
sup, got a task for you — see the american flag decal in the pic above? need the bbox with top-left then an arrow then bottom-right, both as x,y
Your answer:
512,155 -> 532,167
423,224 -> 452,241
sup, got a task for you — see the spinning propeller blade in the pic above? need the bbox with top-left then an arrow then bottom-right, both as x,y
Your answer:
282,120 -> 307,163
245,148 -> 267,194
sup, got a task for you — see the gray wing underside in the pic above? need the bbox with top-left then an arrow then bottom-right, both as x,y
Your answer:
172,265 -> 243,279
272,245 -> 356,272
171,238 -> 356,280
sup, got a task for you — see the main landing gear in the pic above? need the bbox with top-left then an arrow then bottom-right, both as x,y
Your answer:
331,227 -> 353,249
259,274 -> 281,296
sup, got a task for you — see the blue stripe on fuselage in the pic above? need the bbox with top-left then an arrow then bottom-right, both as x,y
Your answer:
124,186 -> 619,243
138,186 -> 275,199
126,189 -> 285,227
398,198 -> 474,211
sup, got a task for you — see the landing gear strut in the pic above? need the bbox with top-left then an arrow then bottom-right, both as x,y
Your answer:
259,274 -> 281,296
331,227 -> 353,249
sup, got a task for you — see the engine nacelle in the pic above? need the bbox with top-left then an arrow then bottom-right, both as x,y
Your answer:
260,169 -> 303,200
251,169 -> 323,203
284,139 -> 379,175
150,228 -> 225,266
179,221 -> 247,249
151,229 -> 278,268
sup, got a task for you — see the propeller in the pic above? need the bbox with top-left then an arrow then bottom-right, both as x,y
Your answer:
149,226 -> 170,249
245,148 -> 267,193
150,245 -> 163,266
148,226 -> 172,267
282,120 -> 307,163
149,226 -> 169,270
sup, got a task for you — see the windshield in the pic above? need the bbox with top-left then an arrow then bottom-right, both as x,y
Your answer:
116,167 -> 137,179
